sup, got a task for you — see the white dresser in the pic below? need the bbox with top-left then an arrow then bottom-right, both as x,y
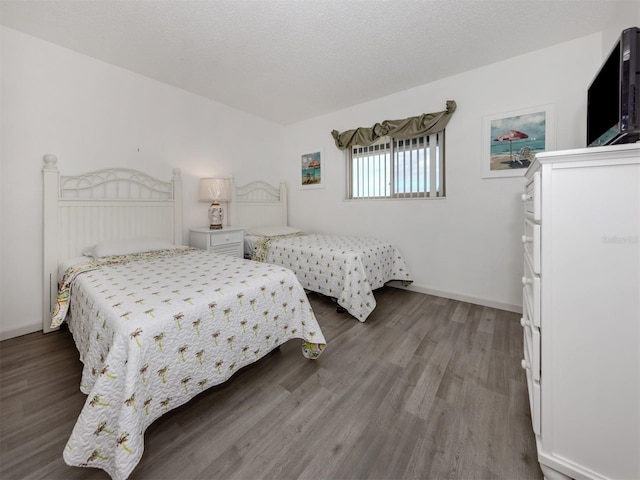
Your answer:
521,143 -> 639,480
189,227 -> 244,258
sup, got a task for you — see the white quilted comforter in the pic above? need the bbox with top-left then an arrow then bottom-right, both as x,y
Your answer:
254,234 -> 413,321
54,248 -> 326,480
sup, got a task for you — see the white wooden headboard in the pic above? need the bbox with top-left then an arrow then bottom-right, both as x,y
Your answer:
42,154 -> 182,333
230,180 -> 288,228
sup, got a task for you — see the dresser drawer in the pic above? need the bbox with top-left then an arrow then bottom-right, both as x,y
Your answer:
523,171 -> 541,221
522,254 -> 540,328
522,218 -> 541,275
210,230 -> 243,247
521,307 -> 540,382
522,340 -> 541,436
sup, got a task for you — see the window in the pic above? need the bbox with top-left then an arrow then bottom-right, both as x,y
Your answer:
347,131 -> 445,199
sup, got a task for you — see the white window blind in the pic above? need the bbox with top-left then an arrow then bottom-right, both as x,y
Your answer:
347,131 -> 445,199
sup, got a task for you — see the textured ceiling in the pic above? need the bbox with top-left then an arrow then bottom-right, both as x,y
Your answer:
1,0 -> 637,124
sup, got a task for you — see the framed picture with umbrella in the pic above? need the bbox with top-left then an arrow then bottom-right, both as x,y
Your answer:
482,104 -> 555,178
300,150 -> 324,189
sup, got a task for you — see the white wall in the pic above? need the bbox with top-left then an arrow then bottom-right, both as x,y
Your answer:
2,18 -> 637,340
0,26 -> 284,339
280,32 -> 607,312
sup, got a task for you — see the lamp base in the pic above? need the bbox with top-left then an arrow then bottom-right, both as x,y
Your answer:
208,201 -> 224,230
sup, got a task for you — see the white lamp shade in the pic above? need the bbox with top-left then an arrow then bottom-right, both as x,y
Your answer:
199,178 -> 231,202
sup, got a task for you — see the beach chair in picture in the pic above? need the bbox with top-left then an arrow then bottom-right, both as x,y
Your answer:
513,146 -> 532,167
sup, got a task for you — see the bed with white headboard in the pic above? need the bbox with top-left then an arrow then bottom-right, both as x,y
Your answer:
230,179 -> 287,228
42,153 -> 183,333
42,156 -> 325,479
231,179 -> 413,322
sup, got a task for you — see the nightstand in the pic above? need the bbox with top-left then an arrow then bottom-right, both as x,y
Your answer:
189,227 -> 244,258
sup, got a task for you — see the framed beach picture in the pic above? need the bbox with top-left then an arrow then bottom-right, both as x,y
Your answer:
300,150 -> 323,189
482,104 -> 555,178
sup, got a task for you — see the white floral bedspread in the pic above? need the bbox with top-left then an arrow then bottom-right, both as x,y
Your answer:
54,248 -> 325,480
254,233 -> 412,321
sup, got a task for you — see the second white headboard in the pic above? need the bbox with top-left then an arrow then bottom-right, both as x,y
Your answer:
230,180 -> 287,228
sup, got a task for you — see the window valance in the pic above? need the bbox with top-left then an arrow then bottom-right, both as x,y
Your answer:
330,100 -> 457,150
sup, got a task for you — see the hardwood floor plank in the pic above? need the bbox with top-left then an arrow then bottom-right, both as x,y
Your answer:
0,286 -> 542,480
404,321 -> 462,420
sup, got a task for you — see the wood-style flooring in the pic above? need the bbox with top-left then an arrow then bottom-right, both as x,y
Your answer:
0,287 -> 542,480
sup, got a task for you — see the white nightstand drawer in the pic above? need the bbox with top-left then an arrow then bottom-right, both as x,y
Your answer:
189,227 -> 245,258
209,230 -> 243,247
212,243 -> 242,257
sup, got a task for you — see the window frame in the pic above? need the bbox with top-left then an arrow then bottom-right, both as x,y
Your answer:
346,130 -> 446,200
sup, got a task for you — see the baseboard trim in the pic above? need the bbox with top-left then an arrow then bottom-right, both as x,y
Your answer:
387,281 -> 522,314
0,322 -> 41,341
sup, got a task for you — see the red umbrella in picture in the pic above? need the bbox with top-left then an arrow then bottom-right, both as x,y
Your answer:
494,129 -> 529,161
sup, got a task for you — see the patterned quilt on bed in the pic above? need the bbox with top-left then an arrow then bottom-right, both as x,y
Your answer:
53,248 -> 326,480
253,233 -> 412,321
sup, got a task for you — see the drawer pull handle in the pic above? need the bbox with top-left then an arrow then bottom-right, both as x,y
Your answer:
521,193 -> 532,202
521,359 -> 530,370
520,317 -> 530,327
522,276 -> 533,286
521,235 -> 532,243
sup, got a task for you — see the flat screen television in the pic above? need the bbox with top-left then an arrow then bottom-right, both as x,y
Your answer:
587,26 -> 640,147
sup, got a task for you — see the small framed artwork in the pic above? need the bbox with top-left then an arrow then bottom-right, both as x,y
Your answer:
300,150 -> 323,189
482,104 -> 555,178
